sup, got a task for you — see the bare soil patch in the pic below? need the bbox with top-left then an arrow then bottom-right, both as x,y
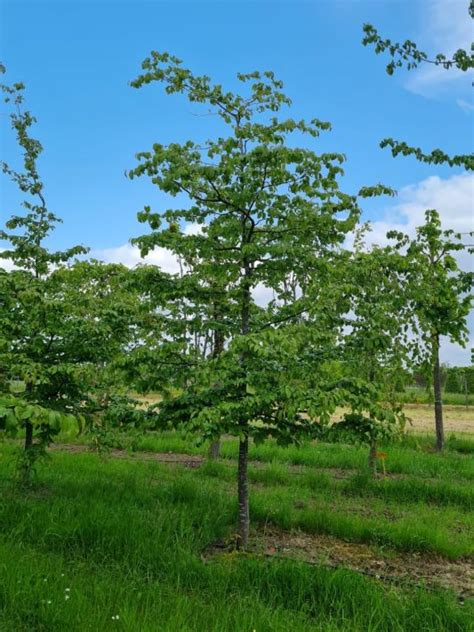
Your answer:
205,527 -> 474,598
50,443 -> 203,468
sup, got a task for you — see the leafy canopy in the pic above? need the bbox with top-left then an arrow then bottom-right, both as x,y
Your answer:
129,52 -> 395,444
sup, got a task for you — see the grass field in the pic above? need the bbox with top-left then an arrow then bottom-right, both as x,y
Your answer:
138,395 -> 474,437
1,414 -> 473,631
402,404 -> 473,435
138,392 -> 474,436
399,388 -> 474,407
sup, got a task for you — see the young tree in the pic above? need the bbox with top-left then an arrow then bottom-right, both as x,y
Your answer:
0,70 -> 139,475
336,243 -> 411,475
389,210 -> 473,450
362,4 -> 473,447
128,52 -> 392,547
0,70 -> 88,470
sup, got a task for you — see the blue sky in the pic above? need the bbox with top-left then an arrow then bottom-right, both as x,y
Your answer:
1,0 -> 473,362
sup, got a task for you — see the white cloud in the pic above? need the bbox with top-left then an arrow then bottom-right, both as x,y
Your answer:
363,172 -> 473,254
92,222 -> 203,273
93,243 -> 181,274
253,282 -> 275,307
404,0 -> 473,99
457,98 -> 474,113
183,222 -> 204,236
0,251 -> 15,272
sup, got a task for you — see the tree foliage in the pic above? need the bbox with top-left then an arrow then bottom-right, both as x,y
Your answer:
389,210 -> 473,449
129,51 -> 397,545
0,68 -> 141,474
362,2 -> 474,170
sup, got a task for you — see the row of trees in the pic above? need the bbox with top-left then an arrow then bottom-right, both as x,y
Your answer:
1,5 -> 472,547
444,366 -> 474,396
411,365 -> 474,395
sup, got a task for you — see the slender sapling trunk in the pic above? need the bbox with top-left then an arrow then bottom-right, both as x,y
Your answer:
24,421 -> 33,451
236,228 -> 252,548
368,437 -> 377,477
208,300 -> 225,460
237,435 -> 249,549
208,440 -> 221,460
432,334 -> 444,451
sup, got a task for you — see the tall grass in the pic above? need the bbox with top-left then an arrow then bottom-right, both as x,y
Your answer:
0,450 -> 471,631
65,428 -> 473,479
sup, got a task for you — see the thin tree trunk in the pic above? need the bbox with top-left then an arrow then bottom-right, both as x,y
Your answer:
24,421 -> 33,451
208,440 -> 221,460
463,372 -> 468,409
236,127 -> 252,549
367,365 -> 377,477
368,437 -> 377,477
236,238 -> 252,548
237,435 -> 249,549
208,300 -> 225,461
433,334 -> 444,451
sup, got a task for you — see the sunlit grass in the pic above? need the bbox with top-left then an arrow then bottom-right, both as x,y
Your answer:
1,437 -> 472,630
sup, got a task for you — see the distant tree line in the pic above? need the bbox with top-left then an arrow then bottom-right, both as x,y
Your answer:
410,366 -> 474,394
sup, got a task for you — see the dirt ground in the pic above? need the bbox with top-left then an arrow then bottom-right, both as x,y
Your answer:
50,443 -> 204,468
403,404 -> 473,434
205,527 -> 473,598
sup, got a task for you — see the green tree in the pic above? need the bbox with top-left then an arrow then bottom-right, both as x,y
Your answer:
445,366 -> 474,406
389,211 -> 473,450
128,52 -> 392,547
445,367 -> 461,393
0,70 -> 87,471
0,70 -> 139,476
337,242 -> 411,474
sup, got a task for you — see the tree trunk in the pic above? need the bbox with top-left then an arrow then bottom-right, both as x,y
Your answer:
236,200 -> 252,550
462,371 -> 468,409
208,440 -> 220,460
367,364 -> 378,477
24,421 -> 33,451
433,334 -> 444,451
368,437 -> 377,477
237,436 -> 249,549
208,301 -> 225,461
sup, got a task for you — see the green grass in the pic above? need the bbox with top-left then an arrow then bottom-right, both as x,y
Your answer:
399,387 -> 474,406
445,434 -> 474,454
63,427 -> 474,475
395,432 -> 474,455
0,443 -> 472,631
115,430 -> 473,480
196,460 -> 473,559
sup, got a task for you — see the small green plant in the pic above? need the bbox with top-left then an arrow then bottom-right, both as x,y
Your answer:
0,393 -> 79,483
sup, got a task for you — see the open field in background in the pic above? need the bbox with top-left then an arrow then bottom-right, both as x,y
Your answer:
399,389 -> 474,407
403,404 -> 473,435
137,393 -> 474,435
1,406 -> 473,631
